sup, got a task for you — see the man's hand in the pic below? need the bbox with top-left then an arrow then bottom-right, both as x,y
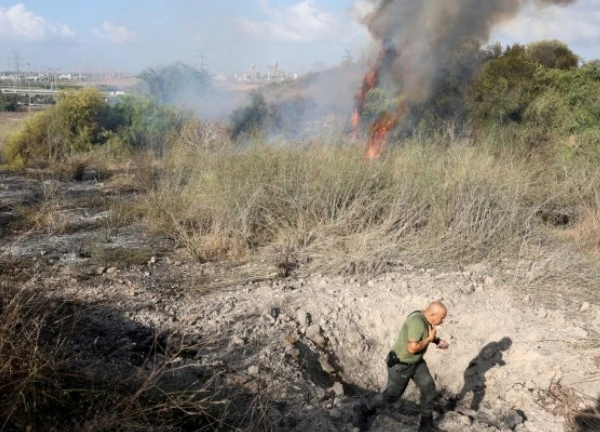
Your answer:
437,339 -> 449,350
428,325 -> 437,343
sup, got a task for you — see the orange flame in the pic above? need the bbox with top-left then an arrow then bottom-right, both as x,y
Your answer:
366,101 -> 408,160
351,47 -> 408,159
352,55 -> 384,140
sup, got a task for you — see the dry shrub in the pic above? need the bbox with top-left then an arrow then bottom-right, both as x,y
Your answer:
0,284 -> 264,431
141,134 -> 600,274
53,151 -> 111,182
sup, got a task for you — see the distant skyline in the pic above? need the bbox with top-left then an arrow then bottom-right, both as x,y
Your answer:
1,0 -> 600,76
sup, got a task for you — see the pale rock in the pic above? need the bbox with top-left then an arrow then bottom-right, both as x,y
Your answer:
329,408 -> 342,420
346,327 -> 363,345
321,306 -> 332,316
571,327 -> 588,339
248,365 -> 259,376
284,345 -> 300,359
230,335 -> 245,346
483,275 -> 496,287
472,408 -> 525,430
332,381 -> 344,396
319,357 -> 336,374
262,314 -> 276,325
306,325 -> 326,346
297,309 -> 311,326
106,267 -> 118,274
439,411 -> 472,428
580,302 -> 591,312
461,282 -> 475,295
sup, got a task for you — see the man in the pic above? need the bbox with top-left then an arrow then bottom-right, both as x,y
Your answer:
354,301 -> 449,432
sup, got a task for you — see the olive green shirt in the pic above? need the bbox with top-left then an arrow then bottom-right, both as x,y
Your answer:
390,311 -> 430,363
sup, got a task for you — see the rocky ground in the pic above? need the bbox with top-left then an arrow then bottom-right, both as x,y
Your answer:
1,169 -> 599,432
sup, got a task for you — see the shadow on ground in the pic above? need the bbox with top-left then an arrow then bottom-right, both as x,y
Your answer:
575,396 -> 600,432
452,337 -> 513,410
0,284 -> 282,431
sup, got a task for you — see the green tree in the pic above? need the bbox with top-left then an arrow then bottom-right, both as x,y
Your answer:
469,44 -> 537,126
229,91 -> 281,139
527,40 -> 579,70
139,62 -> 211,104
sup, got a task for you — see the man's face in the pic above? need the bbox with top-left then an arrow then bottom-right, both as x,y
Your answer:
432,312 -> 446,326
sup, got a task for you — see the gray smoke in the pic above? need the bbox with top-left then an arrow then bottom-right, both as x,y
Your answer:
360,0 -> 578,104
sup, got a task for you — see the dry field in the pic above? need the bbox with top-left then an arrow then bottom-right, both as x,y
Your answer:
1,137 -> 599,431
0,112 -> 29,152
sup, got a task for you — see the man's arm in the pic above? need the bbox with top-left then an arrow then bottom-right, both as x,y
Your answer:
407,338 -> 432,353
407,325 -> 436,354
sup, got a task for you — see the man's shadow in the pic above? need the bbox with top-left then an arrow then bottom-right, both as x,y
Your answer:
574,396 -> 600,431
452,337 -> 513,411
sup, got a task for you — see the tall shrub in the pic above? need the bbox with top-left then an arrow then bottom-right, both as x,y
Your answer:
4,88 -> 110,167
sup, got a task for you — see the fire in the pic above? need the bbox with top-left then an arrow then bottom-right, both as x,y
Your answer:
366,102 -> 407,160
352,54 -> 384,140
352,44 -> 408,159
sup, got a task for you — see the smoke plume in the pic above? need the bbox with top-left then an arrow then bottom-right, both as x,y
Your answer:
359,0 -> 578,104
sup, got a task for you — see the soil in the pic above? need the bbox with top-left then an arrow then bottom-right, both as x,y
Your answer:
1,169 -> 599,432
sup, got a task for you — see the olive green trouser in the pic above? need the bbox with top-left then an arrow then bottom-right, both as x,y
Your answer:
365,360 -> 436,416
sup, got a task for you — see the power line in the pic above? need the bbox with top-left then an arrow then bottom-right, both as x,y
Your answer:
196,50 -> 208,73
11,50 -> 23,76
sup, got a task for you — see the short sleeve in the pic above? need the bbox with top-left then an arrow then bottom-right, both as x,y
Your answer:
406,316 -> 426,341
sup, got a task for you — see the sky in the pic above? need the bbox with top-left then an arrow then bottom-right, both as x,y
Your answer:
1,0 -> 600,76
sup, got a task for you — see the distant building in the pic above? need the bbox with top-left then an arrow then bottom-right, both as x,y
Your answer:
233,62 -> 297,82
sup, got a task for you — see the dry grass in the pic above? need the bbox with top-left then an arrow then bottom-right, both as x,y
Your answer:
0,112 -> 29,156
0,281 -> 269,431
139,133 -> 600,281
547,379 -> 600,432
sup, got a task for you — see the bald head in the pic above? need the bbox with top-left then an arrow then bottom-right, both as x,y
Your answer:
424,301 -> 447,326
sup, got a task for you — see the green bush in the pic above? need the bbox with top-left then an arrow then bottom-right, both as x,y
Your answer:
467,42 -> 594,152
229,91 -> 281,140
362,88 -> 398,122
2,89 -> 187,168
3,88 -> 110,167
112,95 -> 184,153
3,111 -> 53,168
0,93 -> 21,112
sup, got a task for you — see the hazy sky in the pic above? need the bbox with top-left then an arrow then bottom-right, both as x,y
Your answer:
1,0 -> 600,76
